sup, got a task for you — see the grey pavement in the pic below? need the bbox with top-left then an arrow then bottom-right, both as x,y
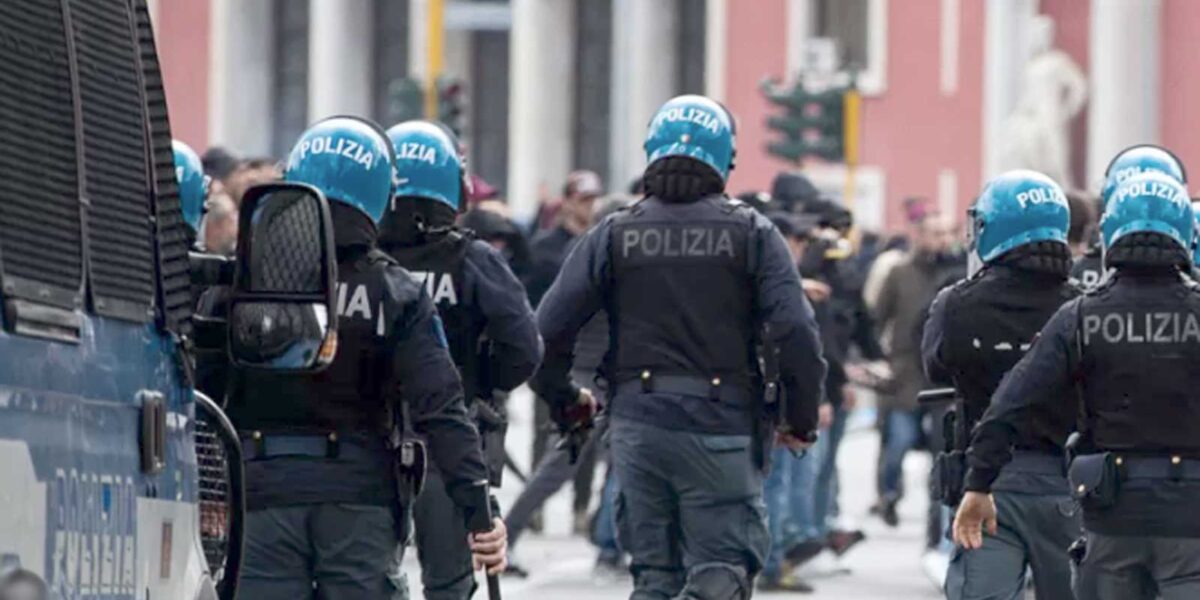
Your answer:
400,389 -> 944,599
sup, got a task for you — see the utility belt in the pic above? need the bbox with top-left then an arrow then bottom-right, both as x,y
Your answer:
613,371 -> 753,405
1069,452 -> 1200,510
240,431 -> 385,462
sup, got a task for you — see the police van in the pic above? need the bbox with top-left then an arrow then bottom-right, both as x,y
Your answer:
0,2 -> 265,598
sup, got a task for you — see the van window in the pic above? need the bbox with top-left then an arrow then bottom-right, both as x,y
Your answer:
0,0 -> 85,312
72,0 -> 156,323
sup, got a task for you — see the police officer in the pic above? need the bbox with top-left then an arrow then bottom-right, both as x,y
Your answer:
1191,200 -> 1200,279
378,120 -> 542,599
954,171 -> 1200,600
922,170 -> 1082,599
216,116 -> 507,599
172,139 -> 207,246
531,94 -> 827,599
1072,144 -> 1187,289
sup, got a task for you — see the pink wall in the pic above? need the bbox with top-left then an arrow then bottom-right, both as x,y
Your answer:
155,0 -> 211,150
1160,0 -> 1200,172
721,0 -> 794,194
859,0 -> 984,228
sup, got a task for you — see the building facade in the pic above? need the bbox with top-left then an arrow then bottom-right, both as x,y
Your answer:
152,0 -> 1200,231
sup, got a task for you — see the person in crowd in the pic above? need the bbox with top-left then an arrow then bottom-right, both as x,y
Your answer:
223,157 -> 283,205
759,211 -> 825,593
796,199 -> 882,559
524,169 -> 604,523
501,193 -> 635,581
1066,189 -> 1098,259
871,211 -> 961,527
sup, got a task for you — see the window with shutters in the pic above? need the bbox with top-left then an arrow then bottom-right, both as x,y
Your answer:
804,0 -> 887,94
71,0 -> 157,323
0,0 -> 85,314
0,0 -> 193,340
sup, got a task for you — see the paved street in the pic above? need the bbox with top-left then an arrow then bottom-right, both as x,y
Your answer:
401,390 -> 945,599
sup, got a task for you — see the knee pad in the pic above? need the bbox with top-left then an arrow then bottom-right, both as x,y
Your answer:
681,562 -> 750,600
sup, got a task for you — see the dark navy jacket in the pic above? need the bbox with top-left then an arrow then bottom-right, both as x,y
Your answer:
964,270 -> 1200,536
208,208 -> 489,510
531,198 -> 826,436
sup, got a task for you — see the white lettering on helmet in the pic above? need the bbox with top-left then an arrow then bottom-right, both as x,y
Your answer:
298,136 -> 376,170
1014,186 -> 1062,209
397,142 -> 437,165
1114,180 -> 1187,205
657,107 -> 722,134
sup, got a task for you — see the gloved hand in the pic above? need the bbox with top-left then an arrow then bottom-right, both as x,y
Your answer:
553,387 -> 597,430
775,430 -> 816,452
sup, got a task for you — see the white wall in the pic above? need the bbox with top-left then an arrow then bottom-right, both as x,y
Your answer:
208,0 -> 276,156
609,0 -> 680,192
308,0 -> 374,121
1086,0 -> 1161,187
507,0 -> 575,223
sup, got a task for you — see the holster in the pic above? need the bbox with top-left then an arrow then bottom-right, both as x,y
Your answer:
1068,452 -> 1120,510
394,438 -> 428,507
934,450 -> 967,508
472,396 -> 509,488
1068,536 -> 1087,567
934,406 -> 965,507
751,378 -> 778,472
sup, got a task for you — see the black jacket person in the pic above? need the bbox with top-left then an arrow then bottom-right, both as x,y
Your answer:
531,95 -> 826,599
955,171 -> 1200,600
204,117 -> 497,599
378,120 -> 541,599
922,170 -> 1082,600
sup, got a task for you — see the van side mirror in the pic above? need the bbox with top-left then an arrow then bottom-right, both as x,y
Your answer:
228,183 -> 338,371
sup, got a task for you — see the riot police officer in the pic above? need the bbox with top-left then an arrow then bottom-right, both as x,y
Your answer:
531,95 -> 827,599
1072,144 -> 1187,289
922,170 -> 1082,599
216,116 -> 507,599
378,120 -> 542,599
172,139 -> 207,246
1191,200 -> 1200,279
955,171 -> 1200,600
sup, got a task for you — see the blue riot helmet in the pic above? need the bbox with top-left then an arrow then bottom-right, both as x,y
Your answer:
1192,201 -> 1200,266
1100,171 -> 1193,253
284,116 -> 396,222
385,120 -> 465,210
172,140 -> 207,232
1100,144 -> 1187,204
644,95 -> 736,181
968,170 -> 1070,263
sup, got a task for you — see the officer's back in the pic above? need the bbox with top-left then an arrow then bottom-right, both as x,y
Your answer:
213,117 -> 492,599
957,170 -> 1200,600
373,120 -> 539,599
532,95 -> 826,599
926,171 -> 1082,600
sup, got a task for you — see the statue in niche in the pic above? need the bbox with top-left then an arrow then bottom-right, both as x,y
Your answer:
998,15 -> 1088,189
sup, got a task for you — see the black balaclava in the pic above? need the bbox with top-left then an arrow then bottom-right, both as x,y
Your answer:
643,157 -> 725,202
378,197 -> 458,248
